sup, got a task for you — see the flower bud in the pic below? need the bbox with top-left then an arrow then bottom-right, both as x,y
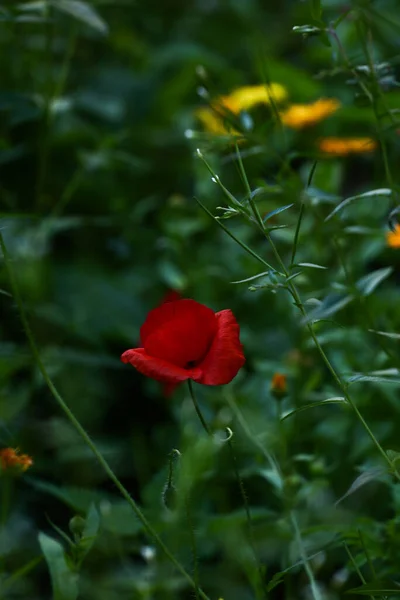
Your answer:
69,515 -> 86,541
270,373 -> 287,400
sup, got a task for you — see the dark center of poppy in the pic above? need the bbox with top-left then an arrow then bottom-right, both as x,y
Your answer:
186,360 -> 197,368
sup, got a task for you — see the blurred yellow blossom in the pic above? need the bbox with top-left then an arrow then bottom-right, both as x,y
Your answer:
280,98 -> 340,129
318,137 -> 377,156
195,83 -> 287,135
195,106 -> 240,136
0,447 -> 33,473
225,83 -> 288,112
386,224 -> 400,248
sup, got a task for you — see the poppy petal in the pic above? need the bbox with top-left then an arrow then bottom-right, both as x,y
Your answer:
140,299 -> 217,368
121,348 -> 201,384
194,310 -> 245,385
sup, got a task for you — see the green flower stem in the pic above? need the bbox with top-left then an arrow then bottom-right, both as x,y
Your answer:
0,232 -> 211,600
187,380 -> 211,436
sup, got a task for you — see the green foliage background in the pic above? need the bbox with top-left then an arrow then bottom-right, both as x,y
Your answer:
1,0 -> 400,598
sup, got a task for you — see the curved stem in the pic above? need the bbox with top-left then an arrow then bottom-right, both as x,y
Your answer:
188,380 -> 211,436
0,232 -> 211,600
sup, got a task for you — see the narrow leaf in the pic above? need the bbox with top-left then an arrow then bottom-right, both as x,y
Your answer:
368,329 -> 400,340
346,580 -> 400,596
50,0 -> 108,35
296,262 -> 327,269
335,467 -> 388,506
263,203 -> 294,223
302,293 -> 354,323
230,271 -> 270,284
356,267 -> 393,296
325,188 -> 392,221
281,398 -> 346,421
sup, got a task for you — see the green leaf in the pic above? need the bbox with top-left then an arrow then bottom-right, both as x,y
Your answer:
296,262 -> 327,269
263,203 -> 294,223
231,271 -> 271,284
77,504 -> 100,561
310,0 -> 322,20
346,580 -> 400,595
335,467 -> 388,506
281,398 -> 346,421
50,0 -> 108,35
356,267 -> 393,296
368,329 -> 400,340
347,369 -> 400,385
38,532 -> 79,600
325,188 -> 392,221
302,293 -> 354,323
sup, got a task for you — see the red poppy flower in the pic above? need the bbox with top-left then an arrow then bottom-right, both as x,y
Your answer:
121,299 -> 245,386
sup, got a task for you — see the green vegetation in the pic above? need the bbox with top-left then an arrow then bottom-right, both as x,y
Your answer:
1,0 -> 400,598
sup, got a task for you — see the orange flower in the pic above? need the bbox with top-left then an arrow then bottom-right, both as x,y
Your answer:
0,448 -> 33,473
280,98 -> 340,129
387,224 -> 400,248
270,373 -> 287,399
318,137 -> 377,156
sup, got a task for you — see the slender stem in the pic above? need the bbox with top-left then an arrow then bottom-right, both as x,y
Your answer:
227,436 -> 266,599
263,228 -> 393,471
185,493 -> 200,600
187,380 -> 211,436
344,541 -> 375,600
0,233 -> 211,600
290,512 -> 322,600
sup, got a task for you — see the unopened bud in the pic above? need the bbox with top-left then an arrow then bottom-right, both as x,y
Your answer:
270,373 -> 287,400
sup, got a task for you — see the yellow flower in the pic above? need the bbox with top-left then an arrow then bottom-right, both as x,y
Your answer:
0,447 -> 33,473
195,106 -> 239,136
280,98 -> 340,129
270,373 -> 287,400
387,224 -> 400,248
225,83 -> 288,112
318,137 -> 377,156
195,83 -> 287,135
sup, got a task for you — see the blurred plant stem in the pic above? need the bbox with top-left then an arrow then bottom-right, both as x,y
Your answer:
35,3 -> 53,211
0,232 -> 212,600
0,475 -> 12,527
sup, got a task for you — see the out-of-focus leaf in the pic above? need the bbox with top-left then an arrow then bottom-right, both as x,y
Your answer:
310,0 -> 322,20
263,204 -> 294,223
302,294 -> 354,323
50,0 -> 108,35
38,532 -> 79,600
281,398 -> 346,421
347,369 -> 400,385
295,262 -> 327,269
335,467 -> 388,506
325,189 -> 392,221
356,267 -> 393,296
345,580 -> 400,595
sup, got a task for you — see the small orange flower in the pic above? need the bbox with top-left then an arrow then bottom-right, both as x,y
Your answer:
0,448 -> 33,473
387,224 -> 400,248
270,373 -> 287,399
280,98 -> 340,129
318,137 -> 377,156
